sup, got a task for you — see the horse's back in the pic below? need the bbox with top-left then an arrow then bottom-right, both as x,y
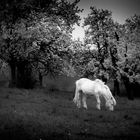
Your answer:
75,78 -> 101,95
76,78 -> 92,87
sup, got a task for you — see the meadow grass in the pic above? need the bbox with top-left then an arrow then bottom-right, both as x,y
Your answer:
0,88 -> 140,140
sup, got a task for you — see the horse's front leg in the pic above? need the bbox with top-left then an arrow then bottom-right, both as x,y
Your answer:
76,97 -> 82,108
81,93 -> 87,109
95,95 -> 101,110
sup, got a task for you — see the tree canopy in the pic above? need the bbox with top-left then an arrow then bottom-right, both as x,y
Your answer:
0,0 -> 82,88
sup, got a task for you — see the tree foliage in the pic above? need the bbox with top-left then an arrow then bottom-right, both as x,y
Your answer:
71,40 -> 98,77
117,15 -> 140,98
82,7 -> 140,98
83,7 -> 117,82
0,0 -> 82,88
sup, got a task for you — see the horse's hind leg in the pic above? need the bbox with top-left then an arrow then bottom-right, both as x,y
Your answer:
81,93 -> 87,109
95,95 -> 101,110
75,90 -> 82,108
73,85 -> 79,104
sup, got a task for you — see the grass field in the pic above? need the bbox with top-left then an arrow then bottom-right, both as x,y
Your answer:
0,88 -> 140,140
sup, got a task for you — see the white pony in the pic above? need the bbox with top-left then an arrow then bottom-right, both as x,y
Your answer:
73,78 -> 116,111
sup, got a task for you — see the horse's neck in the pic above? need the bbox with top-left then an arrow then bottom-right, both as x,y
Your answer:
102,91 -> 111,102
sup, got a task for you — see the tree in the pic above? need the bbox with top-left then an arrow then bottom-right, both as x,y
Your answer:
0,0 -> 83,88
118,15 -> 140,99
69,39 -> 98,78
83,7 -> 120,85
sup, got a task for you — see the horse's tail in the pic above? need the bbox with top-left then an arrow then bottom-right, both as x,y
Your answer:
73,81 -> 80,104
104,85 -> 117,106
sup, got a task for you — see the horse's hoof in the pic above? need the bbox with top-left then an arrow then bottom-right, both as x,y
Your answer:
84,107 -> 88,110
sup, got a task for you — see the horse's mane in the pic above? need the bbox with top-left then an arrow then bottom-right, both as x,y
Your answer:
94,79 -> 105,85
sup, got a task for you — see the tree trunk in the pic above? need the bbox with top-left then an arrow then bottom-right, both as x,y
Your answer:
39,72 -> 43,87
113,79 -> 120,96
17,64 -> 26,88
109,43 -> 120,96
121,74 -> 134,100
9,61 -> 35,89
9,63 -> 17,87
124,81 -> 134,100
17,62 -> 35,89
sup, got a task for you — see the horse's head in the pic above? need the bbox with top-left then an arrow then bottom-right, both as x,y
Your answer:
104,85 -> 116,111
105,99 -> 115,111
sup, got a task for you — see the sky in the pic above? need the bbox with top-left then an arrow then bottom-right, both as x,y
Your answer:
72,0 -> 140,41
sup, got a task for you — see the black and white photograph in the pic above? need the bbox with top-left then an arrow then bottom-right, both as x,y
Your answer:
0,0 -> 140,139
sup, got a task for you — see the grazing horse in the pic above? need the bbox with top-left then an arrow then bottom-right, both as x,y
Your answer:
73,78 -> 116,111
